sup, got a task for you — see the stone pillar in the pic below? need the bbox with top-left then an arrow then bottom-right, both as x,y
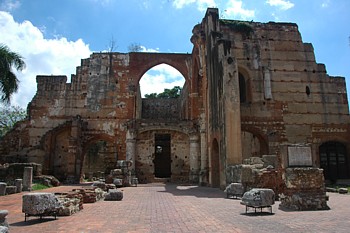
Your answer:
200,127 -> 208,185
15,179 -> 22,193
221,49 -> 242,167
126,130 -> 136,171
0,183 -> 6,196
189,134 -> 200,183
23,167 -> 33,191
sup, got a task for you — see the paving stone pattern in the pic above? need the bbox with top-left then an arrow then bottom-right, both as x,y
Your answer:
0,183 -> 349,233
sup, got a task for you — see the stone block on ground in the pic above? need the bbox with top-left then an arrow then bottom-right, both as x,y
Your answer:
0,226 -> 8,233
0,210 -> 9,227
241,188 -> 275,207
92,181 -> 106,191
104,189 -> 123,201
0,183 -> 6,196
338,188 -> 348,194
224,183 -> 244,198
56,194 -> 81,216
106,183 -> 116,191
15,179 -> 22,193
22,193 -> 62,216
5,186 -> 16,195
72,187 -> 105,203
113,178 -> 123,187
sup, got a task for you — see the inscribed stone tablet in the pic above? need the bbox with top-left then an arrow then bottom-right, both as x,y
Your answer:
287,146 -> 312,166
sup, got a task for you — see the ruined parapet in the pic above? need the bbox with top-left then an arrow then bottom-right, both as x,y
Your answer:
279,167 -> 329,211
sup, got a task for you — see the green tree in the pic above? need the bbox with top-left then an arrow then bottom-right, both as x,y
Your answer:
144,86 -> 182,99
144,93 -> 158,98
128,43 -> 143,52
0,105 -> 27,138
0,44 -> 25,103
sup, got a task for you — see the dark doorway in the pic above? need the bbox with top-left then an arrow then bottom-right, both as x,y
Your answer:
154,134 -> 171,178
319,141 -> 349,181
211,139 -> 220,188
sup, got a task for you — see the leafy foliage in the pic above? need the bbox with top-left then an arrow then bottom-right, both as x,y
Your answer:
220,20 -> 253,37
0,105 -> 27,138
0,44 -> 26,103
144,86 -> 182,98
128,43 -> 143,52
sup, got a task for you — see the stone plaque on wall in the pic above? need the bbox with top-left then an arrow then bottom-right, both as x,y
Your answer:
287,146 -> 312,167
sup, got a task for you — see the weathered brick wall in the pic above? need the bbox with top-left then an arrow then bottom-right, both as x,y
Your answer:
136,130 -> 190,183
141,98 -> 180,120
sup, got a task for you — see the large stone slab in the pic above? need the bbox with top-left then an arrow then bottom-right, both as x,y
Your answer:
241,188 -> 275,207
22,193 -> 62,216
104,189 -> 123,201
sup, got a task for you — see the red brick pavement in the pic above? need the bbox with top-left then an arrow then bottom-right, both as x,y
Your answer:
0,183 -> 349,233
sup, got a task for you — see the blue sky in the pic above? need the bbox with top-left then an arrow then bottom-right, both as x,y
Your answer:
0,0 -> 349,109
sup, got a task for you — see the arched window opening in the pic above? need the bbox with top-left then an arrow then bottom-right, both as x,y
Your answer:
139,64 -> 185,98
319,141 -> 349,181
239,72 -> 247,103
138,64 -> 186,120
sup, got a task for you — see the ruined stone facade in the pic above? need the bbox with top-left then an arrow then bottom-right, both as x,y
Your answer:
1,8 -> 349,187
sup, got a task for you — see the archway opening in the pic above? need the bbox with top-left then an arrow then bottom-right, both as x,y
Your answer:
82,140 -> 117,178
139,64 -> 185,97
137,64 -> 187,120
211,139 -> 220,188
154,134 -> 171,178
319,141 -> 349,181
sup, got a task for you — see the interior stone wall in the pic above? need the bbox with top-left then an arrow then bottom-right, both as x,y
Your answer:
136,130 -> 190,183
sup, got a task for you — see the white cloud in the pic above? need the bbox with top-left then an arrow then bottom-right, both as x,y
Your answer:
172,0 -> 217,12
0,0 -> 20,11
223,0 -> 255,20
321,0 -> 330,8
139,64 -> 185,97
140,46 -> 160,53
266,0 -> 294,10
0,11 -> 91,108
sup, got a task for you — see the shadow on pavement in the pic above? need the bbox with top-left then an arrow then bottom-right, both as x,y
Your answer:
157,183 -> 226,199
10,217 -> 57,226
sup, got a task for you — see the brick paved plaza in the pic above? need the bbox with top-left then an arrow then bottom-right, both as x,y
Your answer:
1,183 -> 349,233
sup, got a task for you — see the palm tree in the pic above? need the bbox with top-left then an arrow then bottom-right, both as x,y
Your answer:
0,44 -> 25,103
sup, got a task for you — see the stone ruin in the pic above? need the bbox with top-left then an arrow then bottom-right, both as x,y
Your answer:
105,160 -> 134,187
226,149 -> 329,211
0,163 -> 59,196
0,8 -> 348,189
22,180 -> 124,221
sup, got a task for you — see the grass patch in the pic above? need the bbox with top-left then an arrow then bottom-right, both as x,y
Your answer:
31,183 -> 50,191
